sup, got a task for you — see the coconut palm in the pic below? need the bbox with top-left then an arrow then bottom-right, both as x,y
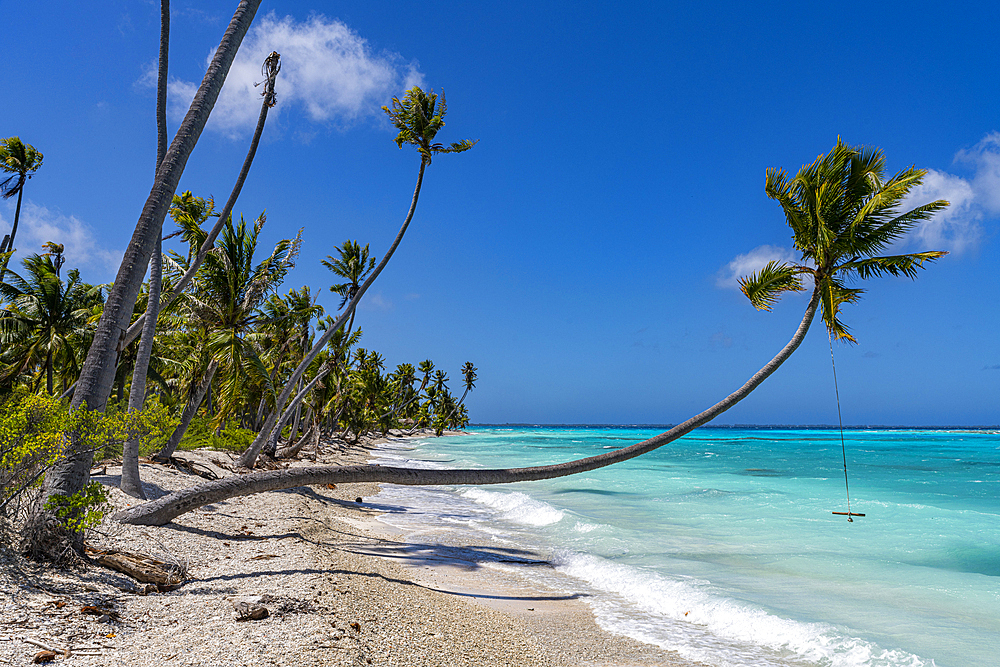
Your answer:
322,240 -> 375,309
739,139 -> 947,342
38,2 -> 264,550
188,213 -> 299,430
118,139 -> 951,527
0,138 -> 44,282
237,87 -> 477,468
0,255 -> 101,395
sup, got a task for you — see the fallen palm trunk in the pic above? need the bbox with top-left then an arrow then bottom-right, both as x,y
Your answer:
114,291 -> 817,527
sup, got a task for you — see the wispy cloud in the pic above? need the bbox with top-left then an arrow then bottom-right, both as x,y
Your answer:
716,244 -> 799,290
0,201 -> 123,281
360,292 -> 393,311
901,132 -> 1000,253
165,13 -> 424,138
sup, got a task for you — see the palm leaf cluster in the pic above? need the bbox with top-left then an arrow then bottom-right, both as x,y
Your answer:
739,139 -> 948,342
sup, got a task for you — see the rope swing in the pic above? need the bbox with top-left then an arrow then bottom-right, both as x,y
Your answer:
828,331 -> 865,521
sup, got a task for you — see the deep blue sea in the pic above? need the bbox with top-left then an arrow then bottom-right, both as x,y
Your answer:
370,427 -> 999,667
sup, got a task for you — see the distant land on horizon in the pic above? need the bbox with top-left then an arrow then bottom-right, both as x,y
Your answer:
469,423 -> 1000,431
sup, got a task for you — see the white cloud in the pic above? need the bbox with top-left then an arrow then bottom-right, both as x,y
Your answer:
167,13 -> 424,137
0,201 -> 123,281
716,244 -> 800,290
899,168 -> 978,252
956,131 -> 1000,214
898,132 -> 1000,253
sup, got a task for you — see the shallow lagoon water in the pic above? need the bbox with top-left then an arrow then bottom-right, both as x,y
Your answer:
372,427 -> 1000,666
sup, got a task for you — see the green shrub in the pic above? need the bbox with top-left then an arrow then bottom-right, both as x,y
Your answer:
1,390 -> 176,543
43,481 -> 111,533
177,416 -> 256,453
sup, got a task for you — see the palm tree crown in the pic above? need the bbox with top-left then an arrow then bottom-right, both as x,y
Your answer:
382,88 -> 477,165
740,139 -> 949,342
0,137 -> 43,202
322,241 -> 375,310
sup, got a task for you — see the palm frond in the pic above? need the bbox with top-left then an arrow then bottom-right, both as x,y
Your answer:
738,261 -> 807,311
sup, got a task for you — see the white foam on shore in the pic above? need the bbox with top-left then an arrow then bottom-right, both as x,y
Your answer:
459,488 -> 566,526
555,552 -> 934,667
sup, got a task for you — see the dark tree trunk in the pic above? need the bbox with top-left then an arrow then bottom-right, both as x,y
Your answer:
40,0 -> 262,513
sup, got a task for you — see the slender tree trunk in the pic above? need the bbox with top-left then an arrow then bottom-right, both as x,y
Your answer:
38,1 -> 262,519
238,161 -> 428,469
258,365 -> 331,460
155,360 -> 219,461
123,49 -> 281,349
121,0 -> 171,501
116,291 -> 821,526
0,187 -> 24,282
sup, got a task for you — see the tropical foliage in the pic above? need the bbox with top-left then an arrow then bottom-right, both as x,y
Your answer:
739,139 -> 948,341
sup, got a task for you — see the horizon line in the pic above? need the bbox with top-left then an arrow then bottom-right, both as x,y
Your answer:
468,423 -> 1000,430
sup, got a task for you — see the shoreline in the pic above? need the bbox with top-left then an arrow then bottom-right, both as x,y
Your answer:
1,434 -> 701,666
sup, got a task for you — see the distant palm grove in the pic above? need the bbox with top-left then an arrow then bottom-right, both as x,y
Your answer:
0,186 -> 475,440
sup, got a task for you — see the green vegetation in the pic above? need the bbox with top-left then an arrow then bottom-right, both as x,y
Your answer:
0,389 -> 170,547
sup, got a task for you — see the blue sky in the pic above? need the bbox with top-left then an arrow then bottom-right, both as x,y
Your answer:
4,0 -> 998,425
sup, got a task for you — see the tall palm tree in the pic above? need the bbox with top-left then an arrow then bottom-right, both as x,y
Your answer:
119,139 -> 951,527
237,87 -> 477,468
121,0 -> 172,499
40,2 -> 264,546
0,137 -> 44,283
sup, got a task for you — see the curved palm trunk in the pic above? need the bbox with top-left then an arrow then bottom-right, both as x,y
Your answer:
117,291 -> 820,526
40,0 -> 263,513
123,48 -> 280,350
0,187 -> 24,282
237,161 -> 428,468
121,0 -> 171,500
154,359 -> 219,461
259,365 -> 330,459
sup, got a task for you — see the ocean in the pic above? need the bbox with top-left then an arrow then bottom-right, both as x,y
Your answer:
370,426 -> 999,667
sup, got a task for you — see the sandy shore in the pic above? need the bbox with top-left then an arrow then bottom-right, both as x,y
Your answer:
1,435 -> 702,666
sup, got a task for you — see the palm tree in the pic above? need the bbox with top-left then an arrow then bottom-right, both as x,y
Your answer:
189,214 -> 299,430
237,87 -> 477,468
39,2 -> 264,549
0,255 -> 101,395
118,139 -> 951,527
740,139 -> 947,342
323,241 -> 375,310
440,362 -> 476,429
0,138 -> 44,282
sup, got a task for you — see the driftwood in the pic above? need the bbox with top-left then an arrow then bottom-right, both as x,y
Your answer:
85,546 -> 187,586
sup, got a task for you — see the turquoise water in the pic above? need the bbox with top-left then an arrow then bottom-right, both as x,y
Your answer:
371,427 -> 1000,667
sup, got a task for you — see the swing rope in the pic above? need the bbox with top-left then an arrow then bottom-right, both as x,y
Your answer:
828,330 -> 856,521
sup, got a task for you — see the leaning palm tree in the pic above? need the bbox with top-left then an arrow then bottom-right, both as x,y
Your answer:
118,139 -> 951,527
236,87 -> 477,468
37,2 -> 265,554
0,137 -> 44,282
